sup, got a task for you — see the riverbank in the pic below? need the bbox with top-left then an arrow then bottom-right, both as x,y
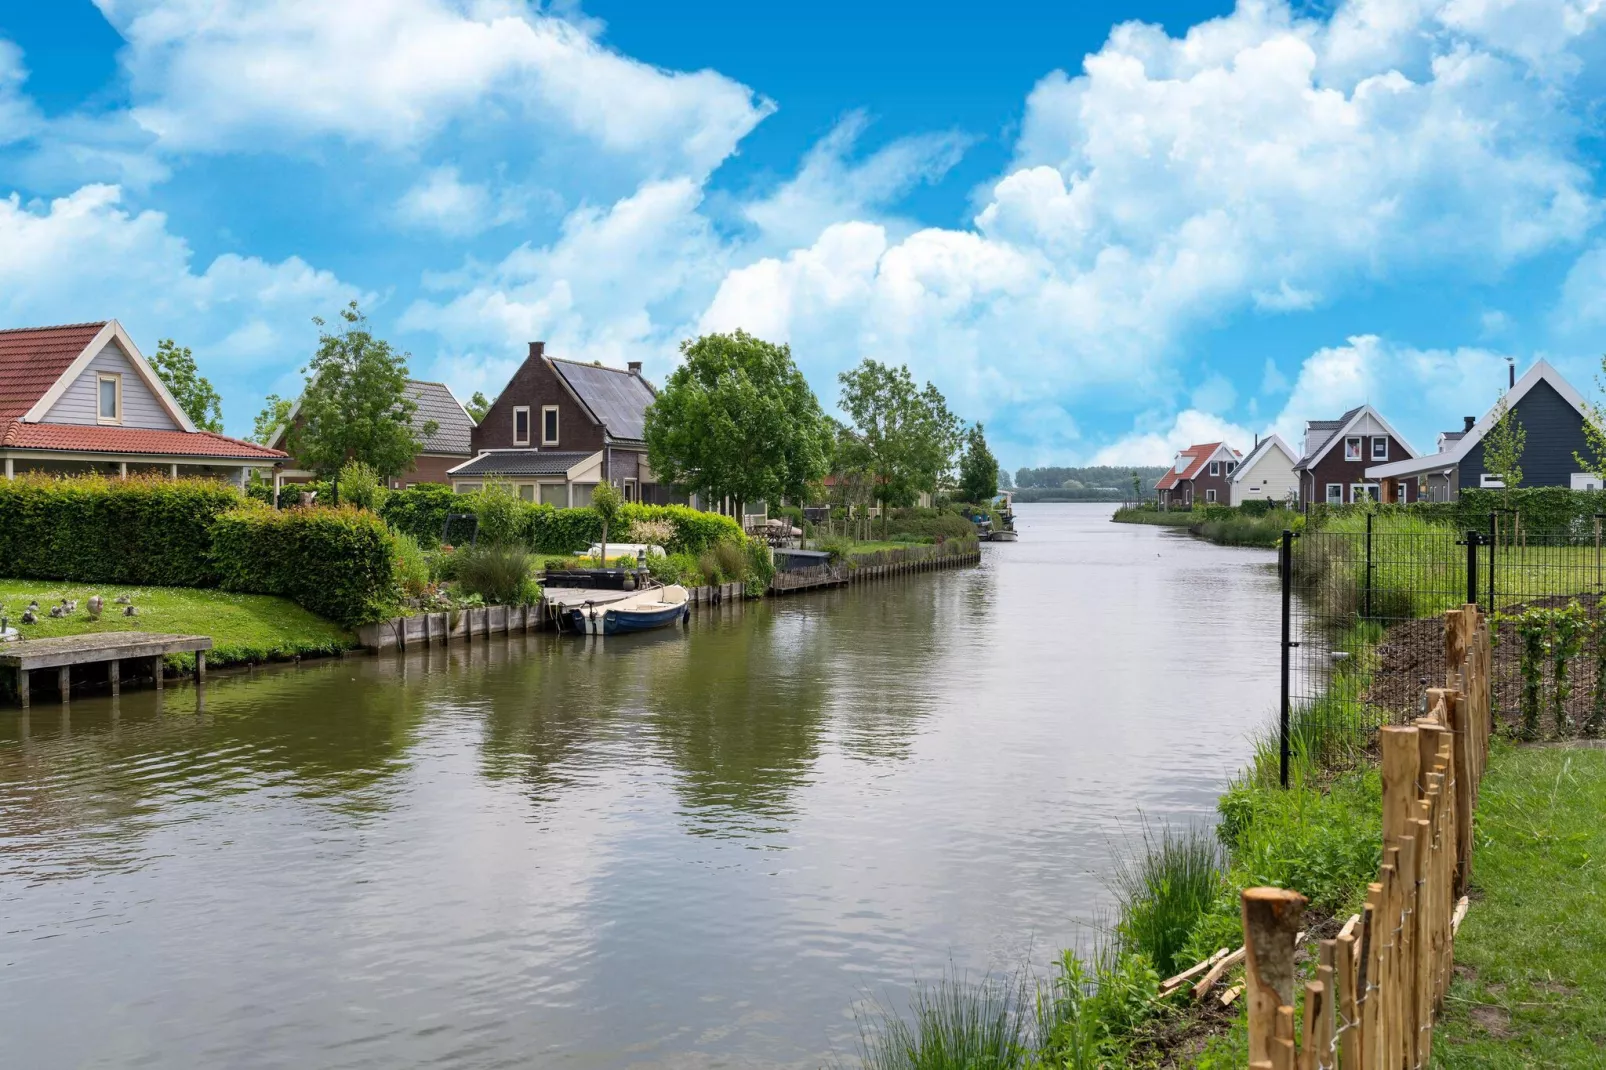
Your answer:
0,579 -> 353,669
1112,504 -> 1294,548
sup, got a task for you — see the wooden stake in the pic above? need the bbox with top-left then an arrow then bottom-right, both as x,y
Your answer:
1243,887 -> 1308,1067
1381,725 -> 1420,849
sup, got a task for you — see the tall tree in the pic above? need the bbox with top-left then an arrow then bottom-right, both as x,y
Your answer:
1483,389 -> 1525,491
465,391 -> 495,423
150,339 -> 224,432
837,359 -> 960,536
957,423 -> 999,503
997,465 -> 1013,490
288,302 -> 436,478
252,394 -> 293,445
645,330 -> 832,517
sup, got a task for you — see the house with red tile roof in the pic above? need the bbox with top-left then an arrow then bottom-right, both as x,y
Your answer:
1154,442 -> 1242,509
0,321 -> 286,483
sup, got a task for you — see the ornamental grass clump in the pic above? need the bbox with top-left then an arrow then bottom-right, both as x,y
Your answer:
856,968 -> 1032,1070
452,543 -> 536,605
1107,821 -> 1226,978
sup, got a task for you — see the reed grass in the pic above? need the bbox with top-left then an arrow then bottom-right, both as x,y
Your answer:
1108,822 -> 1226,978
855,970 -> 1032,1070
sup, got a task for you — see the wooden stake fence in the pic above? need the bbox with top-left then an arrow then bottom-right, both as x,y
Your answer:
1243,604 -> 1490,1069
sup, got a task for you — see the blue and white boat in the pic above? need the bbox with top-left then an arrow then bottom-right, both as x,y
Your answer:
567,584 -> 690,635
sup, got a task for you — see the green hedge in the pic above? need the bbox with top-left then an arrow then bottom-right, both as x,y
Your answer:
0,474 -> 242,587
211,504 -> 399,627
379,483 -> 458,546
1308,489 -> 1606,536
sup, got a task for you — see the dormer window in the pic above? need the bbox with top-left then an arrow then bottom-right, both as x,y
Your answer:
1344,436 -> 1362,461
97,373 -> 122,425
542,405 -> 559,445
513,406 -> 531,446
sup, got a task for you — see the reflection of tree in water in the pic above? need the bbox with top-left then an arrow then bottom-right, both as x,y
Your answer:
0,659 -> 434,881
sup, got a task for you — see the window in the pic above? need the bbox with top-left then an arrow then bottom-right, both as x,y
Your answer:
1225,461 -> 1237,474
1205,488 -> 1217,503
1326,483 -> 1344,504
541,405 -> 560,445
624,478 -> 638,503
1344,436 -> 1362,461
570,483 -> 596,507
1352,483 -> 1378,502
513,406 -> 531,446
97,373 -> 121,424
518,484 -> 536,502
1371,436 -> 1388,461
456,482 -> 482,494
1479,473 -> 1505,489
1572,473 -> 1603,491
539,483 -> 567,506
1208,461 -> 1220,476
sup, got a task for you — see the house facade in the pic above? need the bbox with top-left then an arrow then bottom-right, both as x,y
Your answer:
1155,442 -> 1240,508
0,321 -> 285,482
451,342 -> 674,505
1229,434 -> 1299,506
269,380 -> 476,488
1366,361 -> 1594,501
1294,406 -> 1417,506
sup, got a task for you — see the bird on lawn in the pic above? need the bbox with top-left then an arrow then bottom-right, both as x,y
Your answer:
124,605 -> 139,617
115,594 -> 133,605
20,608 -> 37,625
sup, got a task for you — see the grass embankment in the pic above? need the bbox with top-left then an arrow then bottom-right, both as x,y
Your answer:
1112,505 -> 1295,547
1434,742 -> 1606,1067
0,579 -> 352,669
1112,505 -> 1193,528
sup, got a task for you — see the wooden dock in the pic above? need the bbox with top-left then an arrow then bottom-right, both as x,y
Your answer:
1,633 -> 212,707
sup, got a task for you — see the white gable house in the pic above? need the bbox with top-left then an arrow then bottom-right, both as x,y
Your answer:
1229,434 -> 1299,506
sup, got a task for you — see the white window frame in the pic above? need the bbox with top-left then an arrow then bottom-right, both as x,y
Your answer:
1480,473 -> 1506,489
541,405 -> 560,446
1225,461 -> 1237,474
1326,483 -> 1344,504
97,373 -> 122,425
1205,488 -> 1217,503
1208,460 -> 1220,476
513,406 -> 531,446
1571,473 -> 1602,491
1351,483 -> 1378,503
455,482 -> 483,494
518,483 -> 536,502
1344,436 -> 1362,461
1371,436 -> 1388,461
624,477 -> 638,502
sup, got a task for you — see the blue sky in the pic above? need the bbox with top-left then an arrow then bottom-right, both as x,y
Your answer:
2,0 -> 1604,470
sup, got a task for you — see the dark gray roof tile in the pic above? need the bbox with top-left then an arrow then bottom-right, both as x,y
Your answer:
449,449 -> 596,477
550,359 -> 655,441
406,380 -> 475,455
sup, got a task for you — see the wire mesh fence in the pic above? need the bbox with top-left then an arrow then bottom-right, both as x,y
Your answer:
1279,510 -> 1606,783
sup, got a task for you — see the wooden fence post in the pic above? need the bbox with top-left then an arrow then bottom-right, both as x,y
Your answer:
1242,887 -> 1307,1067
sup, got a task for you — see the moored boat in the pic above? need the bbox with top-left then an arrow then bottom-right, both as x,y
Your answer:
566,584 -> 690,635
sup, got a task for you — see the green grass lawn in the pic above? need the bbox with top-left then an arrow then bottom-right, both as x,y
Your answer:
0,579 -> 353,668
1434,741 -> 1606,1067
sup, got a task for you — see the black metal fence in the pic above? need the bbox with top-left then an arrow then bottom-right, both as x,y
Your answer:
1278,511 -> 1606,784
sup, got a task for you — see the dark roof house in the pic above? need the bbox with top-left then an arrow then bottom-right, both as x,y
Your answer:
1293,404 -> 1417,505
269,378 -> 476,487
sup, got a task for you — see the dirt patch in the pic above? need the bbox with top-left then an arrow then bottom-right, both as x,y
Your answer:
1469,1003 -> 1513,1037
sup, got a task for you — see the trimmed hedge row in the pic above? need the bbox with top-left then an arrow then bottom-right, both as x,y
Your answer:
210,504 -> 399,628
379,483 -> 457,544
0,474 -> 241,587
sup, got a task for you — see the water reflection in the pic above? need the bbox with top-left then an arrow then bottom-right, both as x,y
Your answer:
0,505 -> 1281,1068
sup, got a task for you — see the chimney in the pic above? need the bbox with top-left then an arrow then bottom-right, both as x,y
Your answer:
528,341 -> 545,360
1509,361 -> 1515,388
627,360 -> 642,375
1463,416 -> 1475,433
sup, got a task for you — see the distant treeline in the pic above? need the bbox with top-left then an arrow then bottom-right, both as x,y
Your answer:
1012,465 -> 1168,501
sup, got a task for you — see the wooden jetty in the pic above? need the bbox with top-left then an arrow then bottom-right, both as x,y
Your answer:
1,633 -> 212,707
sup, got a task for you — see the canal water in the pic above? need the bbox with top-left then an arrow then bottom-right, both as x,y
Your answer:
0,505 -> 1280,1068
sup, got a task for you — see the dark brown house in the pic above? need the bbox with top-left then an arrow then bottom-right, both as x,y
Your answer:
269,379 -> 476,489
1294,405 -> 1418,506
450,342 -> 672,505
1154,442 -> 1240,508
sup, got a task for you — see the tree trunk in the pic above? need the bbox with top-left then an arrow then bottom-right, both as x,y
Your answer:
601,522 -> 608,568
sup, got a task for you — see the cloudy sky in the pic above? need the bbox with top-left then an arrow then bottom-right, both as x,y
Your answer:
2,0 -> 1604,469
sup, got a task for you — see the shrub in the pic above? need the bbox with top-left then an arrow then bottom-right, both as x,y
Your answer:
630,518 -> 675,547
1108,822 -> 1226,977
452,542 -> 537,604
380,483 -> 458,546
392,532 -> 431,599
210,503 -> 400,627
337,460 -> 387,512
817,535 -> 854,563
886,512 -> 977,542
712,539 -> 745,580
743,536 -> 775,592
0,473 -> 242,587
474,481 -> 524,546
618,503 -> 743,554
525,503 -> 603,552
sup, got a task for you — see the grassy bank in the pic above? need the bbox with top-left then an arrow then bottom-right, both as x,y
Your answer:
0,579 -> 353,669
1112,504 -> 1296,547
1434,741 -> 1606,1067
1112,506 -> 1193,528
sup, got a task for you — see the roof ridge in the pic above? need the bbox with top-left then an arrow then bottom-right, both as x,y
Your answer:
548,355 -> 632,374
0,321 -> 108,334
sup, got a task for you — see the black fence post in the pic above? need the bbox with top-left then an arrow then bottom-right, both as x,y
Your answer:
1489,510 -> 1498,613
1466,530 -> 1480,608
1280,528 -> 1293,790
1365,511 -> 1373,619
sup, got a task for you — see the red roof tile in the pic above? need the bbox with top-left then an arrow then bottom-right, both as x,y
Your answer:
1,420 -> 287,461
1155,442 -> 1242,490
0,323 -> 107,418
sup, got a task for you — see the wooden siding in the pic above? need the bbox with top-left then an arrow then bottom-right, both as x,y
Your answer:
1231,446 -> 1298,505
1457,379 -> 1590,491
1301,429 -> 1416,504
41,340 -> 180,430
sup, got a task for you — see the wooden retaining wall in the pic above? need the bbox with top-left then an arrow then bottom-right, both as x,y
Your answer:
1240,604 -> 1491,1070
769,542 -> 982,595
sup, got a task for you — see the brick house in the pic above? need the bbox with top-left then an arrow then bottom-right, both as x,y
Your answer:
1294,405 -> 1418,506
0,320 -> 285,482
449,342 -> 673,506
268,380 -> 476,489
1154,442 -> 1241,508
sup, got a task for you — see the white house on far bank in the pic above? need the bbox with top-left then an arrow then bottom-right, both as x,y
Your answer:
1229,434 -> 1299,506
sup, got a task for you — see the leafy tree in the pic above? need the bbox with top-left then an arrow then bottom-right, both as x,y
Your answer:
998,466 -> 1013,490
957,423 -> 999,503
466,390 -> 495,423
1483,389 -> 1525,491
592,481 -> 624,565
287,302 -> 437,478
336,460 -> 387,512
837,359 -> 960,536
252,393 -> 294,445
645,330 -> 832,518
1132,470 -> 1142,500
150,338 -> 223,432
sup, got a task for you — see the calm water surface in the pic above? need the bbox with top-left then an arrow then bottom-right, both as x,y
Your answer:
1,505 -> 1279,1068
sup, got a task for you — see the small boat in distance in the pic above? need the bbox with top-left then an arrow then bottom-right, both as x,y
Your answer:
989,492 -> 1019,541
567,584 -> 690,635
